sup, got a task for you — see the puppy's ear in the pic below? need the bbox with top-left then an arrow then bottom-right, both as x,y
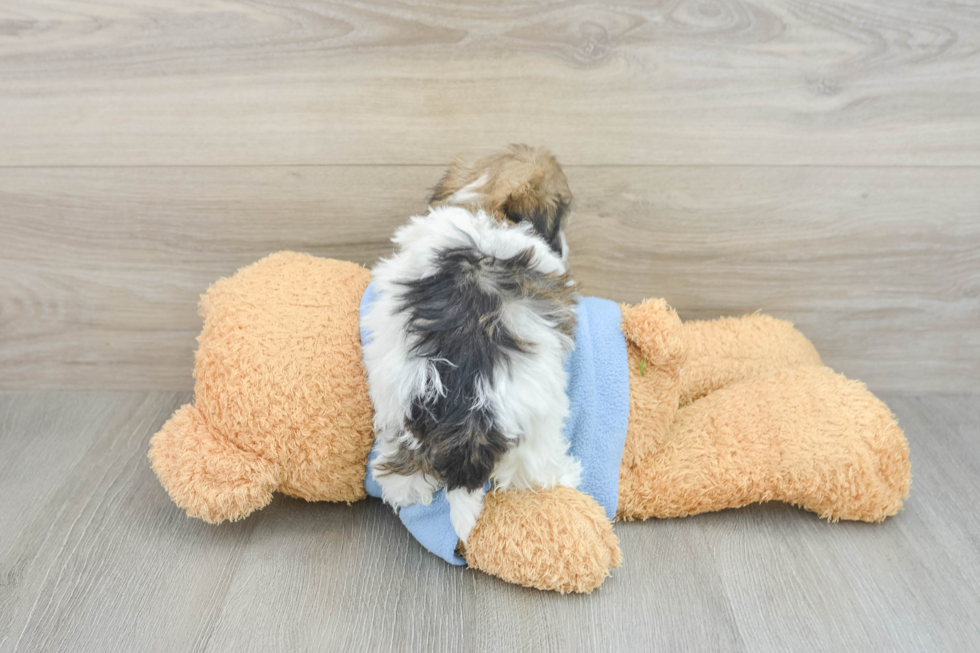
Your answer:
429,159 -> 474,205
501,193 -> 570,256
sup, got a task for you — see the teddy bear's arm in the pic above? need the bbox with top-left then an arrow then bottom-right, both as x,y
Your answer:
618,365 -> 910,522
616,299 -> 687,468
463,486 -> 622,593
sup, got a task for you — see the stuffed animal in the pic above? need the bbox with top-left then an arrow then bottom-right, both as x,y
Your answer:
149,252 -> 911,593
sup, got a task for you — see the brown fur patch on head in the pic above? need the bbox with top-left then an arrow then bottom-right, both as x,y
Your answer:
430,145 -> 572,255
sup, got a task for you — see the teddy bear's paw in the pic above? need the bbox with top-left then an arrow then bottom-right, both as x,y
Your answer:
149,404 -> 280,524
463,486 -> 622,594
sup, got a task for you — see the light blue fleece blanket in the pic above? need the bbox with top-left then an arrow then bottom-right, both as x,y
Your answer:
360,281 -> 630,566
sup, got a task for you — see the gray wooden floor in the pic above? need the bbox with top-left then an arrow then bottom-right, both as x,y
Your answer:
0,392 -> 977,652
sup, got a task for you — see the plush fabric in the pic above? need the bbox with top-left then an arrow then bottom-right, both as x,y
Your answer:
564,298 -> 632,520
359,282 -> 631,566
149,253 -> 375,522
149,252 -> 911,593
464,486 -> 623,594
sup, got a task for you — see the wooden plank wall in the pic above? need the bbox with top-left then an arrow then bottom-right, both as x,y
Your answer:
1,0 -> 978,393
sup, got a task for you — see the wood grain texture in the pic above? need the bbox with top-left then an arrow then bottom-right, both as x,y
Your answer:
2,1 -> 977,649
1,0 -> 979,166
1,165 -> 977,392
1,392 -> 978,652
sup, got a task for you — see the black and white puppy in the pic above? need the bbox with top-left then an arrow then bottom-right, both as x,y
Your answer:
362,145 -> 581,543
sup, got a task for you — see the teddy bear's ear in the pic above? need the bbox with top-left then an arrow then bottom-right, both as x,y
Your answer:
149,404 -> 280,524
619,299 -> 687,373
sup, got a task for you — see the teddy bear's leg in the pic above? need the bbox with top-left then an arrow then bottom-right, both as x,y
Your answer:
618,366 -> 910,523
149,404 -> 281,524
463,487 -> 622,593
679,314 -> 823,406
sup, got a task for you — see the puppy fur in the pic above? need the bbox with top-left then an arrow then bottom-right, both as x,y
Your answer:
363,146 -> 581,543
429,144 -> 573,260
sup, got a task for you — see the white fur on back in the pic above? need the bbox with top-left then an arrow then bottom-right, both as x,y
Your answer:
362,206 -> 581,540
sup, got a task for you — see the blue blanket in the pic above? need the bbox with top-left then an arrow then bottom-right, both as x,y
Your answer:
360,281 -> 630,565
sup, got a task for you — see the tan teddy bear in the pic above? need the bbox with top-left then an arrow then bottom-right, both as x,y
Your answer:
149,252 -> 910,593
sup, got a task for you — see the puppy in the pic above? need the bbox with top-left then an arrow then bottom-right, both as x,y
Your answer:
362,145 -> 581,544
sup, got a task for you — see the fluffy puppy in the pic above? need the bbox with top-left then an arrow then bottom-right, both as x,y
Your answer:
362,145 -> 581,544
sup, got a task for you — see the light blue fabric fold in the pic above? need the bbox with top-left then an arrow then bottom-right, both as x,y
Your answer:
360,281 -> 630,566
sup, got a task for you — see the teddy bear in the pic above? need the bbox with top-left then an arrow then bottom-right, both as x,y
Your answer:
149,252 -> 910,593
